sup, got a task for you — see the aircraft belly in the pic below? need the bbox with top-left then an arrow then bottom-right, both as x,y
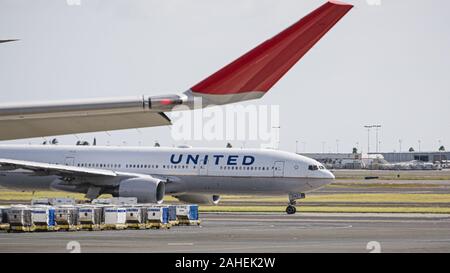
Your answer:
173,175 -> 331,195
0,172 -> 56,190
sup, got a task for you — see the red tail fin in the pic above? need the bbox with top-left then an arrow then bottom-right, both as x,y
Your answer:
190,1 -> 353,96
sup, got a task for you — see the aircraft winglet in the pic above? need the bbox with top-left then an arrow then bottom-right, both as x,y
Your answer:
188,1 -> 353,105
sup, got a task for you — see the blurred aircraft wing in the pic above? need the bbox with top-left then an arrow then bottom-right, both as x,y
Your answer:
0,97 -> 171,140
0,1 -> 352,141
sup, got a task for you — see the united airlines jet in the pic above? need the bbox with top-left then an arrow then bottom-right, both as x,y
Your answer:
0,1 -> 352,214
0,145 -> 334,214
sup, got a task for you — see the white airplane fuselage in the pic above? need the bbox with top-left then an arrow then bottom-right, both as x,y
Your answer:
0,145 -> 334,197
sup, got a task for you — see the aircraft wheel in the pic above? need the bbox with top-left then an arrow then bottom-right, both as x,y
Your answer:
286,205 -> 296,215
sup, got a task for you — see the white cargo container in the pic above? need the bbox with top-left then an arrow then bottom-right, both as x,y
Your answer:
0,206 -> 9,223
78,205 -> 103,230
0,206 -> 10,230
125,206 -> 147,229
31,198 -> 51,205
176,205 -> 188,218
30,205 -> 57,231
7,205 -> 33,232
103,206 -> 127,229
31,198 -> 75,206
55,205 -> 80,231
50,198 -> 76,206
146,206 -> 170,229
176,205 -> 200,225
93,197 -> 138,205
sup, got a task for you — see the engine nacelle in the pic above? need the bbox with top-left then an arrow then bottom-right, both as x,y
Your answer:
117,177 -> 165,204
174,194 -> 220,205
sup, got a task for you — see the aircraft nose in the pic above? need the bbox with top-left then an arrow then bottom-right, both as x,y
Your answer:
323,170 -> 335,179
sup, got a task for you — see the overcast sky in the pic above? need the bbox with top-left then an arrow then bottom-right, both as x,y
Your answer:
1,0 -> 449,153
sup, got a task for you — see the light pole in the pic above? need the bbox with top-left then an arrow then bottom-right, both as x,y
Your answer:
399,139 -> 402,153
373,125 -> 382,153
336,139 -> 340,154
296,140 -> 299,154
322,141 -> 326,154
364,125 -> 381,153
418,140 -> 421,152
364,125 -> 373,153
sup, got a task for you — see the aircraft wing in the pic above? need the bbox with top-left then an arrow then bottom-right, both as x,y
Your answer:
0,158 -> 118,177
0,158 -> 173,200
0,1 -> 353,141
0,97 -> 172,140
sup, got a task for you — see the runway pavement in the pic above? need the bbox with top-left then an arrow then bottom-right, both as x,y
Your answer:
1,212 -> 449,253
316,181 -> 450,195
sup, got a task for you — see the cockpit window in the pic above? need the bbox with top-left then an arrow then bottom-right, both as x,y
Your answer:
308,165 -> 319,171
319,166 -> 325,170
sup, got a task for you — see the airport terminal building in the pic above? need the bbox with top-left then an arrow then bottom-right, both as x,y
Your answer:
373,152 -> 449,163
300,151 -> 449,169
299,153 -> 366,169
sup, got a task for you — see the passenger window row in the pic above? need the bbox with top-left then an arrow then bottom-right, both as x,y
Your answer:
76,163 -> 161,169
77,163 -> 122,168
219,166 -> 273,171
125,164 -> 159,169
74,163 -> 277,172
162,165 -> 190,169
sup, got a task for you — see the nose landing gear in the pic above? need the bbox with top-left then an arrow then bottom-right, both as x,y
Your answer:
286,205 -> 296,215
286,193 -> 305,215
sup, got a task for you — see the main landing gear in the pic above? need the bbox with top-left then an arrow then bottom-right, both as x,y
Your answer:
286,193 -> 306,215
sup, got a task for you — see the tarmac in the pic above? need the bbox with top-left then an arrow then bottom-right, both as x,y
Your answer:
0,212 -> 449,253
1,169 -> 449,253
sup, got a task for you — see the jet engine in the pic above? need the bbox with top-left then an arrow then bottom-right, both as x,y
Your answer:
174,194 -> 220,205
117,177 -> 165,204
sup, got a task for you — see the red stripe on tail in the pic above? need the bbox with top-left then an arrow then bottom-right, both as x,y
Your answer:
191,1 -> 353,95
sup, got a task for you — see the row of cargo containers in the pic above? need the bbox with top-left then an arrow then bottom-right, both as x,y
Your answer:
0,204 -> 199,232
31,197 -> 139,207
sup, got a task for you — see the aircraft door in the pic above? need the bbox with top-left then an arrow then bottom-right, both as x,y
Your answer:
273,161 -> 285,177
